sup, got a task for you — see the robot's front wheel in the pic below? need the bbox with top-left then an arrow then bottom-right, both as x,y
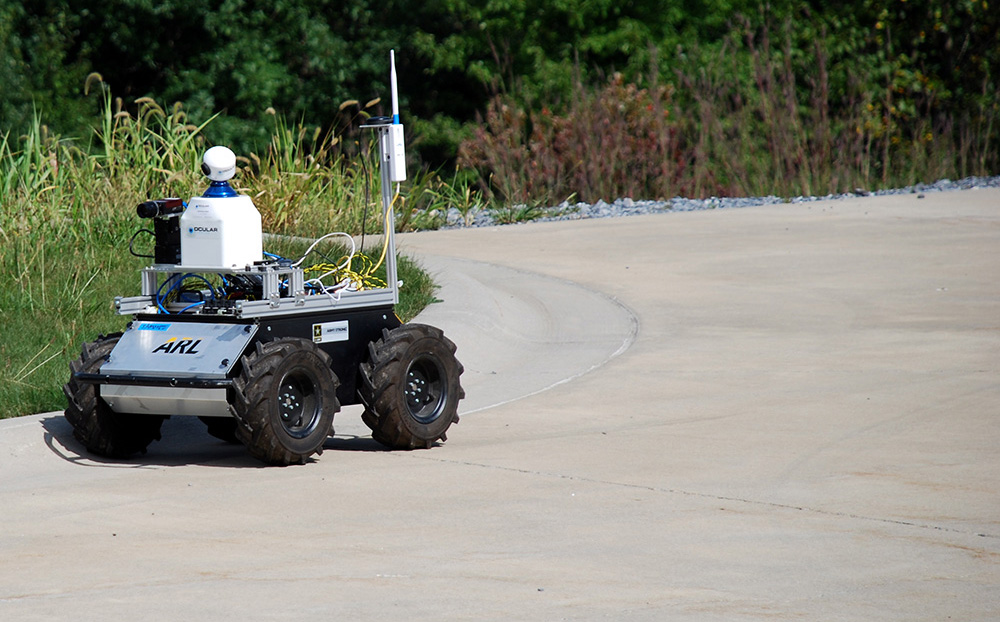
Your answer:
359,323 -> 465,449
230,338 -> 339,465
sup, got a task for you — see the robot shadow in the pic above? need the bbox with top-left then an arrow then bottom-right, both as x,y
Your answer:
40,414 -> 391,469
323,434 -> 394,452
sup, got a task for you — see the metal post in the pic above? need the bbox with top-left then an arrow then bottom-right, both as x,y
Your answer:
378,125 -> 399,305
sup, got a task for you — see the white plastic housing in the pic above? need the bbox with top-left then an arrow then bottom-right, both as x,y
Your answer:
180,195 -> 263,268
385,124 -> 406,182
202,146 -> 237,182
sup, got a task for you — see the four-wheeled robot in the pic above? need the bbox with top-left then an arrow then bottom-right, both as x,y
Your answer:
63,53 -> 464,465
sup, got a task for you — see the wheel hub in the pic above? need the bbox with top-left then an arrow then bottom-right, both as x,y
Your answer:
406,370 -> 431,408
280,383 -> 304,425
277,374 -> 319,438
404,357 -> 444,423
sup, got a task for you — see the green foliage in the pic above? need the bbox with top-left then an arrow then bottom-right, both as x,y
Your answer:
409,166 -> 485,228
0,0 -> 396,153
1,0 -> 996,180
0,1 -> 94,135
459,7 -> 998,203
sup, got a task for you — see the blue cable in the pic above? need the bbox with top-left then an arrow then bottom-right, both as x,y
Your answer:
156,273 -> 183,314
157,273 -> 217,314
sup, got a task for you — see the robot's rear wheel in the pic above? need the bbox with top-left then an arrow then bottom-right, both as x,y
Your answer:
359,323 -> 464,449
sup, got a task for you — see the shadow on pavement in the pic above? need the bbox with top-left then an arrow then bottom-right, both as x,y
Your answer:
40,413 -> 393,468
323,435 -> 404,452
41,415 -> 263,469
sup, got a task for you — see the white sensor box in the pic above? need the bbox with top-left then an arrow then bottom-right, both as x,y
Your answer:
180,195 -> 263,269
384,124 -> 407,182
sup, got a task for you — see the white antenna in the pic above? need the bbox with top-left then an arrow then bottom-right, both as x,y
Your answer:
390,49 -> 400,124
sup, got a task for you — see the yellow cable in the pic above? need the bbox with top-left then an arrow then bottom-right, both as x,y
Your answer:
302,191 -> 399,293
369,195 -> 398,275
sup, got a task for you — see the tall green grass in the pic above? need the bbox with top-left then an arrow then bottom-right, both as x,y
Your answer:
0,81 -> 439,419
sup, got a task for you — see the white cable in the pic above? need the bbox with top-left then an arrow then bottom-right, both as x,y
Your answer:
291,231 -> 356,269
303,279 -> 344,303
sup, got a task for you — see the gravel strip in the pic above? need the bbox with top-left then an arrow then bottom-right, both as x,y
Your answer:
440,175 -> 1000,229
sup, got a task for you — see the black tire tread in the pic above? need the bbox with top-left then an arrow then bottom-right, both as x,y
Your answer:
231,338 -> 339,465
359,323 -> 464,449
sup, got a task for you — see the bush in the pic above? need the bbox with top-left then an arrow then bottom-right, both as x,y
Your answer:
459,15 -> 999,205
460,72 -> 680,205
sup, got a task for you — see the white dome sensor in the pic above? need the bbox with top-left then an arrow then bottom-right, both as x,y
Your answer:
201,145 -> 237,182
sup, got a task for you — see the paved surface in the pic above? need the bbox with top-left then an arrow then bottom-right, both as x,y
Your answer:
1,189 -> 998,620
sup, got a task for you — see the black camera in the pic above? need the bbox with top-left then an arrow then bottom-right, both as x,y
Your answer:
136,198 -> 184,264
136,197 -> 184,219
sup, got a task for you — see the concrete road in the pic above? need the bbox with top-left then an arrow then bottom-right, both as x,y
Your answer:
1,189 -> 998,620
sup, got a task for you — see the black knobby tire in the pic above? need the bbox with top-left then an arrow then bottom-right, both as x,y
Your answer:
359,323 -> 465,449
230,337 -> 339,465
63,333 -> 166,458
